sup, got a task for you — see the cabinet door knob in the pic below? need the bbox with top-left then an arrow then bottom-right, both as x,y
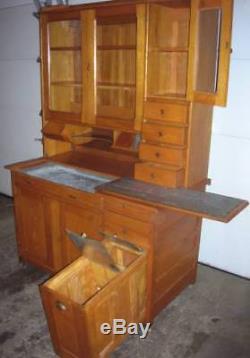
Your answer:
160,109 -> 165,116
55,301 -> 67,311
155,152 -> 160,158
158,131 -> 163,137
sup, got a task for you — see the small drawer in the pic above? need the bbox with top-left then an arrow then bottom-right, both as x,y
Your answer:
139,143 -> 186,166
103,211 -> 152,249
103,195 -> 157,223
135,162 -> 185,188
144,101 -> 189,124
143,121 -> 186,145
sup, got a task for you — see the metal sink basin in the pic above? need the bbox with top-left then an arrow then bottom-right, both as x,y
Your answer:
22,162 -> 115,193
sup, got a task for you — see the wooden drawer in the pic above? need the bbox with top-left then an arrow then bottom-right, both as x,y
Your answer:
135,162 -> 184,188
103,195 -> 157,223
144,101 -> 188,124
103,211 -> 152,249
139,143 -> 186,166
143,121 -> 186,145
40,239 -> 147,358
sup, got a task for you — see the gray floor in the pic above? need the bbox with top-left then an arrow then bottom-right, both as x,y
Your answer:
0,194 -> 249,358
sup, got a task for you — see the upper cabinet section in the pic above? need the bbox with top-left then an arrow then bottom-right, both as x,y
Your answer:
40,0 -> 234,130
146,2 -> 191,100
187,0 -> 233,106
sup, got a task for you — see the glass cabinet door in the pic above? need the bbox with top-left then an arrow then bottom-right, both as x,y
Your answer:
45,16 -> 82,120
82,4 -> 146,131
187,0 -> 233,106
96,16 -> 137,123
146,1 -> 191,100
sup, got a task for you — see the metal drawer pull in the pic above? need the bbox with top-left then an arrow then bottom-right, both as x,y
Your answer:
55,301 -> 67,311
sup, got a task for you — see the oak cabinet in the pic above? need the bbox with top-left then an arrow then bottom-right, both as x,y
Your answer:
6,2 -> 245,357
12,170 -> 103,273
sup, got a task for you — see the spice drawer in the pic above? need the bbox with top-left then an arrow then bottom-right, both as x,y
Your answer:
40,237 -> 147,358
135,162 -> 185,188
139,143 -> 186,166
103,195 -> 157,223
144,101 -> 189,124
142,121 -> 186,146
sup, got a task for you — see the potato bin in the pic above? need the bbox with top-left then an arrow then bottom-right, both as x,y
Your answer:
40,233 -> 147,358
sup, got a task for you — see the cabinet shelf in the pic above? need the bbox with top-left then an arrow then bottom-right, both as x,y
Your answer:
148,93 -> 187,100
97,45 -> 136,51
51,81 -> 82,87
50,46 -> 81,51
149,47 -> 189,53
97,82 -> 135,90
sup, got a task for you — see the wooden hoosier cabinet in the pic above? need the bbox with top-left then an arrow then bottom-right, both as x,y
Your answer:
6,0 -> 249,357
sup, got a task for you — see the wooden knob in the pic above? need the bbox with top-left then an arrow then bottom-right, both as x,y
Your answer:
160,109 -> 165,116
155,152 -> 160,158
158,131 -> 163,137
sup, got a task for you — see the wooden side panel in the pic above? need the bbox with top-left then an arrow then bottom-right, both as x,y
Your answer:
152,210 -> 200,317
135,3 -> 147,131
81,10 -> 96,124
185,103 -> 213,188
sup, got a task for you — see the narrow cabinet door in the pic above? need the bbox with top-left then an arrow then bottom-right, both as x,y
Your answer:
14,187 -> 55,271
41,12 -> 82,122
187,0 -> 233,106
81,5 -> 146,131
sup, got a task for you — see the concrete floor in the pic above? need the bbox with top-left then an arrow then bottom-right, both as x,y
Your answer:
0,194 -> 249,358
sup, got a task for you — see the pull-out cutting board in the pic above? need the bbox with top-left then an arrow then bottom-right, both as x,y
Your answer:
97,178 -> 248,223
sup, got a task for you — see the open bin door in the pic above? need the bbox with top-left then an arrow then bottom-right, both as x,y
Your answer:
40,233 -> 147,358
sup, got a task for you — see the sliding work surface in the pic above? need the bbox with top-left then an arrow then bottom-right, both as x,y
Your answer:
97,178 -> 248,222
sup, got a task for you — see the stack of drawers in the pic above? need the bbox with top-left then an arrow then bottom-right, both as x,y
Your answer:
135,100 -> 189,188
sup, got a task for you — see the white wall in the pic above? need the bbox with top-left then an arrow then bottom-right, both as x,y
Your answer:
199,0 -> 250,278
0,2 -> 42,196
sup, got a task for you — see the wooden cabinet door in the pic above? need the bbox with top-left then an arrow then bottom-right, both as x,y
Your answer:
41,12 -> 82,123
187,0 -> 233,106
60,203 -> 102,266
14,186 -> 57,271
81,4 -> 146,131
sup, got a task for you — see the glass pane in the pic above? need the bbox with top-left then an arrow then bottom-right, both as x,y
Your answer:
48,20 -> 82,113
195,9 -> 221,93
147,3 -> 190,99
96,19 -> 136,120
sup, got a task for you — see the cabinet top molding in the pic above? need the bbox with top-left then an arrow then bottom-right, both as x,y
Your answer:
40,0 -> 192,13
